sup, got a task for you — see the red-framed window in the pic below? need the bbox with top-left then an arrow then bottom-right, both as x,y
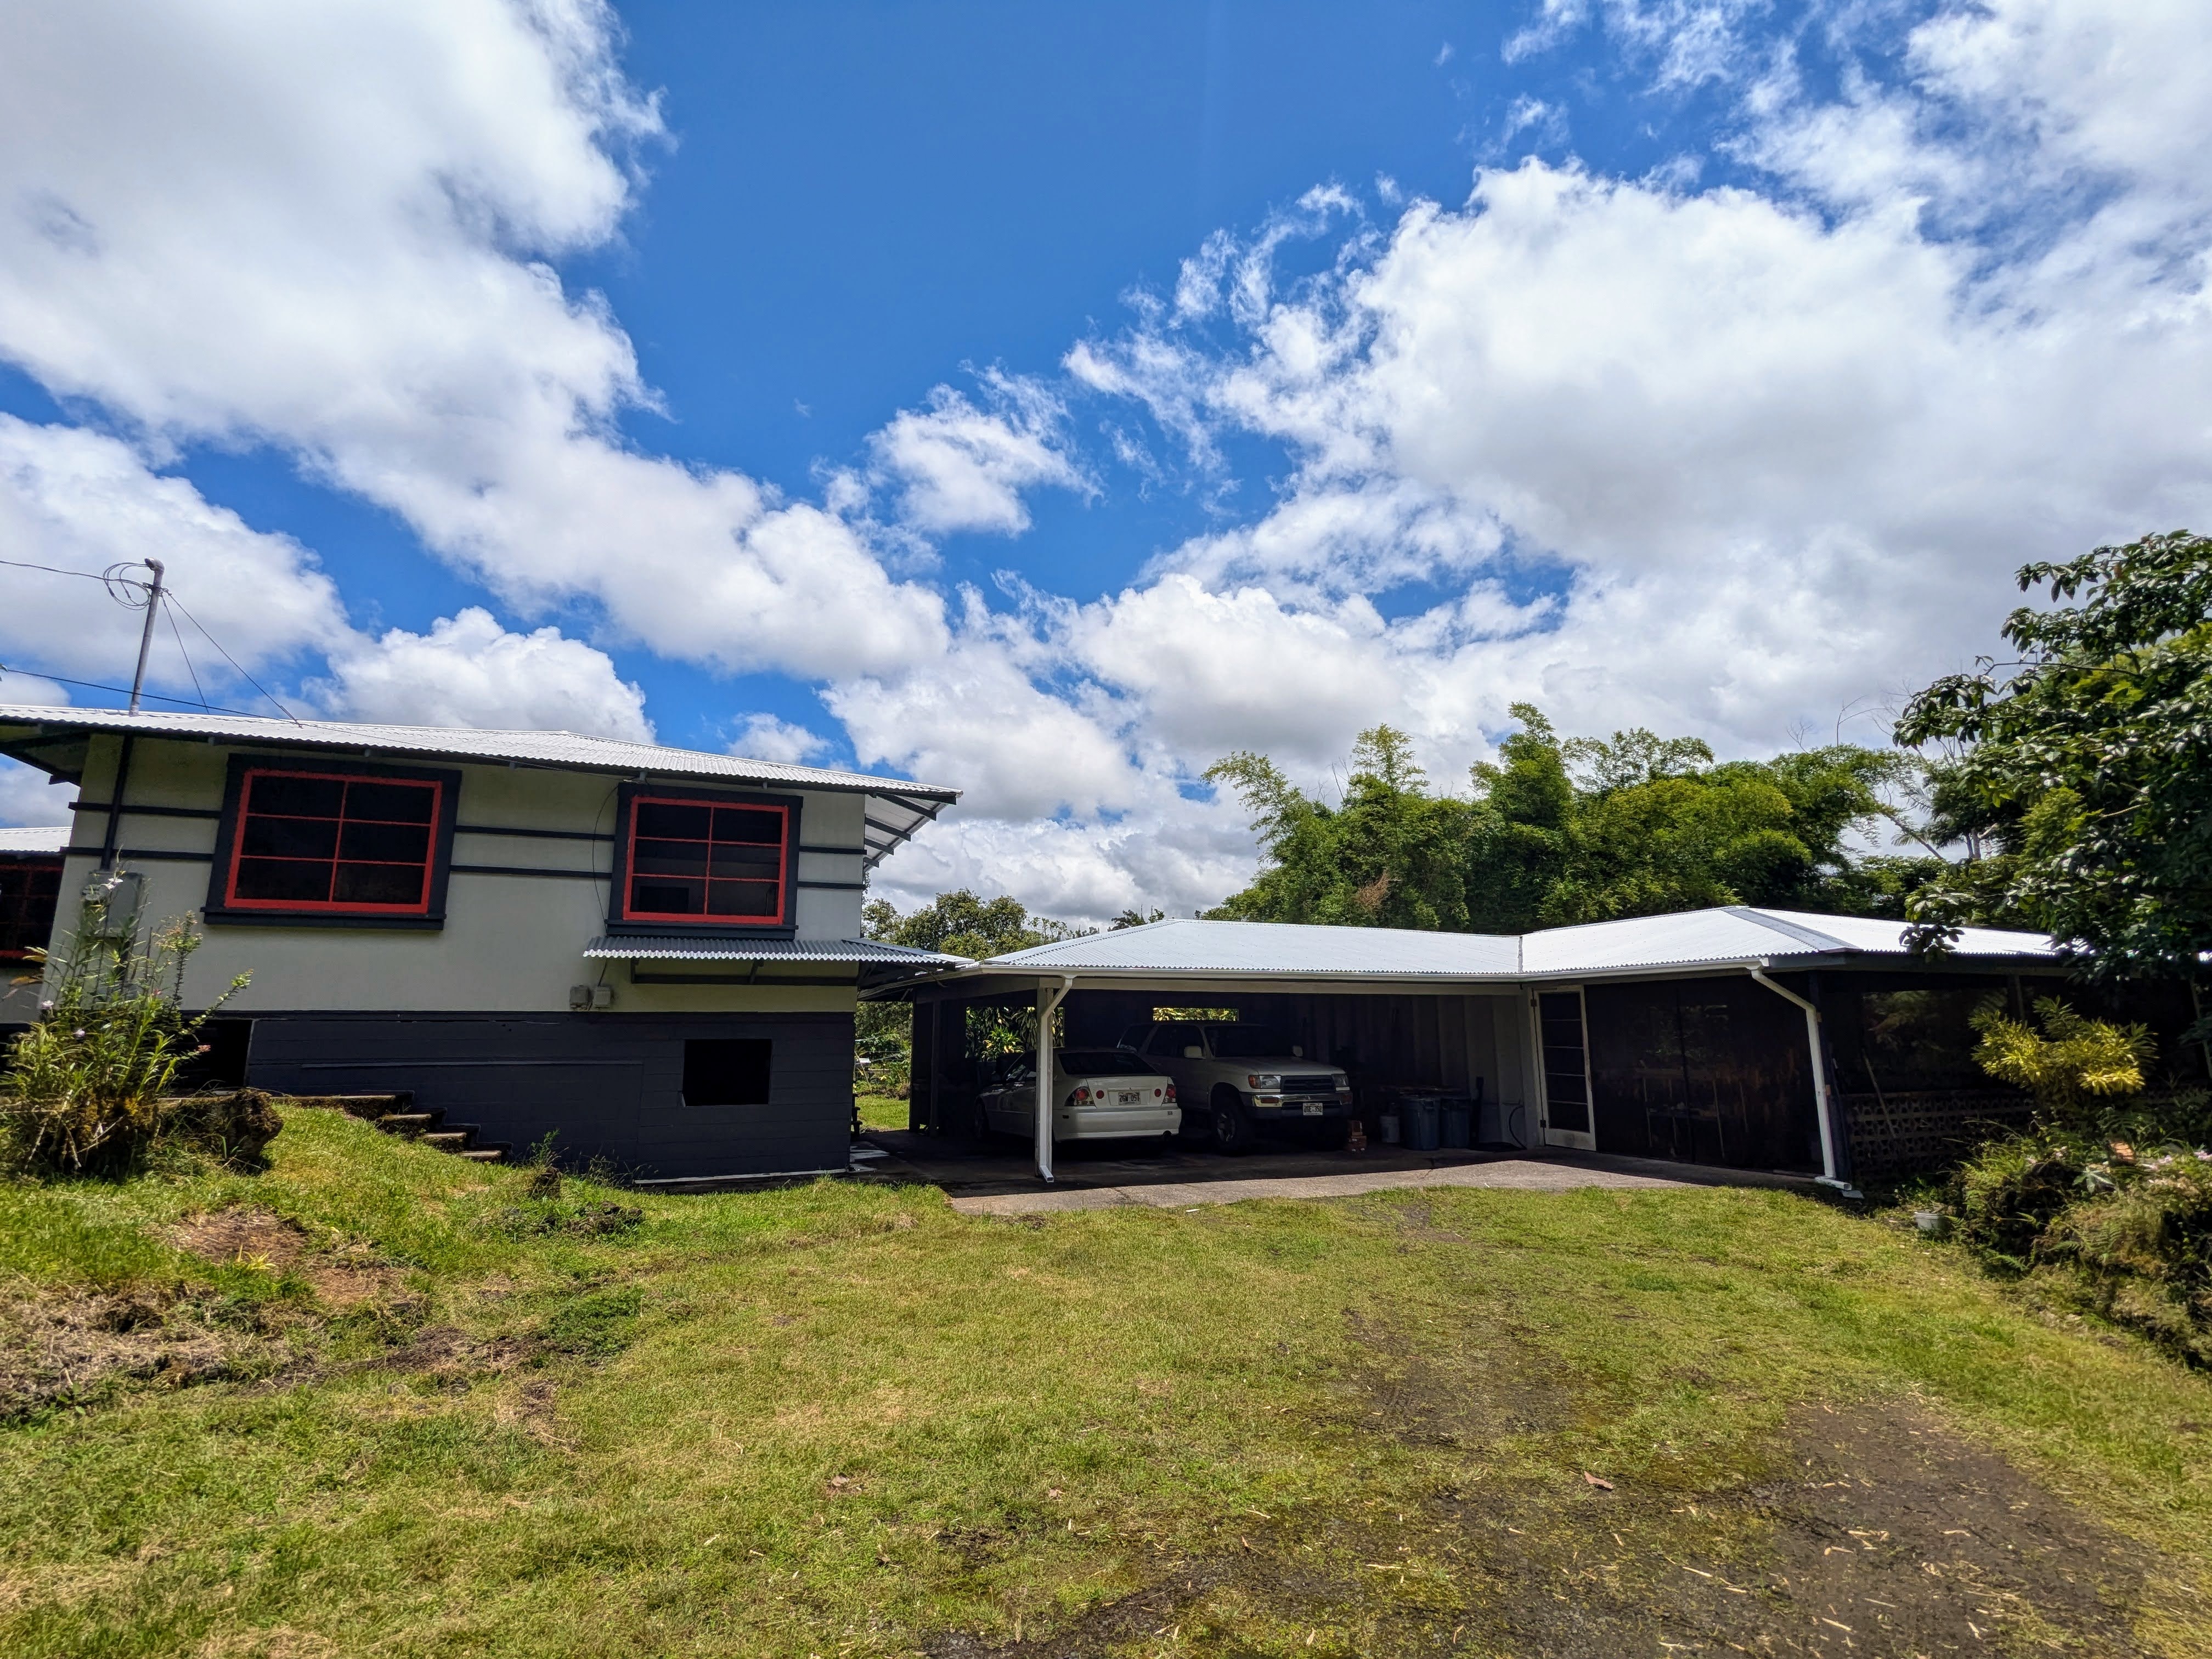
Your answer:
222,769 -> 444,915
617,794 -> 791,925
0,859 -> 63,958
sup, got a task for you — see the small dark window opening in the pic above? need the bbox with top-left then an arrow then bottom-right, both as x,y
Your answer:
682,1039 -> 773,1106
173,1018 -> 253,1092
0,859 -> 63,957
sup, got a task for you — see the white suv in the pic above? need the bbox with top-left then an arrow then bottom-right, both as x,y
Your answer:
1116,1021 -> 1352,1152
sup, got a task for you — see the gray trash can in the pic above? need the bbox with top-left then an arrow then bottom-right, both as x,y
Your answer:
1403,1094 -> 1441,1151
1439,1098 -> 1472,1149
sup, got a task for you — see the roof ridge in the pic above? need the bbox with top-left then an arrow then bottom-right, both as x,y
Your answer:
1723,905 -> 1855,955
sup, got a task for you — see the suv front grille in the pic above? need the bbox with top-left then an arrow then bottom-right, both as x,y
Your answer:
1280,1075 -> 1341,1094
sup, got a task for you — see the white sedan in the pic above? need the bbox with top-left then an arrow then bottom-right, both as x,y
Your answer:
976,1048 -> 1181,1143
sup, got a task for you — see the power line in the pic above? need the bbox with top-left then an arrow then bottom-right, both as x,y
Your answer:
163,590 -> 300,723
0,555 -> 144,587
0,552 -> 302,723
0,663 -> 267,716
162,601 -> 212,712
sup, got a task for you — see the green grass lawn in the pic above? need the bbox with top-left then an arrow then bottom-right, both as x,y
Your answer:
3,1105 -> 2210,1657
856,1091 -> 909,1131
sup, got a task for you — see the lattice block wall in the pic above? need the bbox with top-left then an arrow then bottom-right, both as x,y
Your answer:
1839,1090 -> 2034,1181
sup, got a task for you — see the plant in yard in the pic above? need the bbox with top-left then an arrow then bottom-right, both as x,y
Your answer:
1968,996 -> 2153,1125
1,872 -> 251,1177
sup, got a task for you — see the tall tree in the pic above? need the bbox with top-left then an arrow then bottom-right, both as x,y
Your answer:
1210,711 -> 1928,932
1896,529 -> 2212,979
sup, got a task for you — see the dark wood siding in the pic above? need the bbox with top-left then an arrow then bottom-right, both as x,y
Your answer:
1582,977 -> 1822,1173
245,1011 -> 853,1178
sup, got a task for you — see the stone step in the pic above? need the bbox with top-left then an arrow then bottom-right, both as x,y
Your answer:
421,1131 -> 473,1151
376,1112 -> 441,1135
458,1148 -> 506,1163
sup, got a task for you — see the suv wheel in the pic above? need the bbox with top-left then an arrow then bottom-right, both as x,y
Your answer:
1210,1087 -> 1254,1154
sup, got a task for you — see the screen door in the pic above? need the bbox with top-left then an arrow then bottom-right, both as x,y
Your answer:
1534,988 -> 1596,1150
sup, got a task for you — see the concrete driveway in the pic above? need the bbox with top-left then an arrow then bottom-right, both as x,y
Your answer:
854,1127 -> 1820,1216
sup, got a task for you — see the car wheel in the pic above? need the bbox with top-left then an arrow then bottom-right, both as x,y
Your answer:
1210,1087 -> 1253,1154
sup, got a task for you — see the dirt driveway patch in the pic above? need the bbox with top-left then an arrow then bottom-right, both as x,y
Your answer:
170,1208 -> 406,1310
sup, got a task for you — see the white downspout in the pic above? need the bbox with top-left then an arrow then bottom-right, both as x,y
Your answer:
1747,967 -> 1860,1198
1035,974 -> 1076,1184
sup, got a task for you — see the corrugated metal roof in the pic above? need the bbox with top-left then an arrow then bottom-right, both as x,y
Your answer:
0,825 -> 69,855
583,935 -> 968,964
0,706 -> 957,868
1521,905 -> 2057,975
979,918 -> 1525,977
942,907 -> 2059,985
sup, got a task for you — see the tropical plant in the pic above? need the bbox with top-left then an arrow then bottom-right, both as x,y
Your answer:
854,890 -> 1088,1098
1968,996 -> 2154,1124
1896,529 -> 2212,984
1,873 -> 251,1176
1205,712 -> 1933,932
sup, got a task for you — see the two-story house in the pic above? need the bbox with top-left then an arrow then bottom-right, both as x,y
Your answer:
0,707 -> 962,1181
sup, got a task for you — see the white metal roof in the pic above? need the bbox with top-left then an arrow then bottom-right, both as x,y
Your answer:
583,935 -> 967,965
0,825 -> 69,855
0,706 -> 957,868
981,918 -> 1524,977
1520,905 -> 2057,975
934,906 -> 2059,986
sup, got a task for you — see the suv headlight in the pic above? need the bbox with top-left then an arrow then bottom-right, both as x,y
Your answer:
1247,1073 -> 1282,1089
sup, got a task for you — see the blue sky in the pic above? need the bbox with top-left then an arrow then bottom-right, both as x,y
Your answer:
1,1 -> 2208,920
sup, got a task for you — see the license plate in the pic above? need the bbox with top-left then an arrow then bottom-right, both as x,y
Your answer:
1302,1102 -> 1324,1116
1116,1091 -> 1141,1105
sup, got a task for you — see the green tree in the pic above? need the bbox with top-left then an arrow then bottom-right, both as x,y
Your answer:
1896,529 -> 2212,980
854,891 -> 1090,1098
1205,726 -> 1475,928
1209,711 -> 1931,933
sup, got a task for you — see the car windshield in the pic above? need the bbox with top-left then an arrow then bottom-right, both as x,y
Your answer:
1206,1025 -> 1294,1058
1133,1023 -> 1205,1054
1058,1050 -> 1159,1077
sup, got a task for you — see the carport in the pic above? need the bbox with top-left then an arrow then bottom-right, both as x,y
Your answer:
867,909 -> 2088,1192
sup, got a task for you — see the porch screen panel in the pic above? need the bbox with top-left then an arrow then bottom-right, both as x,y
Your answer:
1538,990 -> 1591,1133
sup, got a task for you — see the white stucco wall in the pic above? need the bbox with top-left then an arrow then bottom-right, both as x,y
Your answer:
49,734 -> 873,1017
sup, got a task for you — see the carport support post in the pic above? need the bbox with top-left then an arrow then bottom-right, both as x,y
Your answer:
1747,967 -> 1860,1199
1034,976 -> 1076,1184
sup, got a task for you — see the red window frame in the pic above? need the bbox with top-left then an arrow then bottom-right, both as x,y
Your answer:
220,767 -> 446,916
615,791 -> 793,927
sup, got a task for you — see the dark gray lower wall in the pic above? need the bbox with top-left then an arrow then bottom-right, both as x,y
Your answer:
244,1011 -> 854,1180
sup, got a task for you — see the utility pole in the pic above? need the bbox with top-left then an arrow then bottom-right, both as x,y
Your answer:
127,557 -> 165,715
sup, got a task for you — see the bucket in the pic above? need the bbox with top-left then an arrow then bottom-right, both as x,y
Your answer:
1439,1100 -> 1472,1149
1378,1113 -> 1401,1145
1403,1096 -> 1441,1152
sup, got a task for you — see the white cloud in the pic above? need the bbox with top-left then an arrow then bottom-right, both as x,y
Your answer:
0,758 -> 75,830
0,0 -> 945,683
866,380 -> 1087,536
0,416 -> 348,704
314,607 -> 652,739
731,713 -> 830,765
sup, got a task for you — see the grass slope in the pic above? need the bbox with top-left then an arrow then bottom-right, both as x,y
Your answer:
1,1106 -> 2208,1657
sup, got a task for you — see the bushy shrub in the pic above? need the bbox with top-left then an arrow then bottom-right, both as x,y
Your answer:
1,874 -> 252,1177
1946,998 -> 2212,1365
1953,1130 -> 2212,1365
